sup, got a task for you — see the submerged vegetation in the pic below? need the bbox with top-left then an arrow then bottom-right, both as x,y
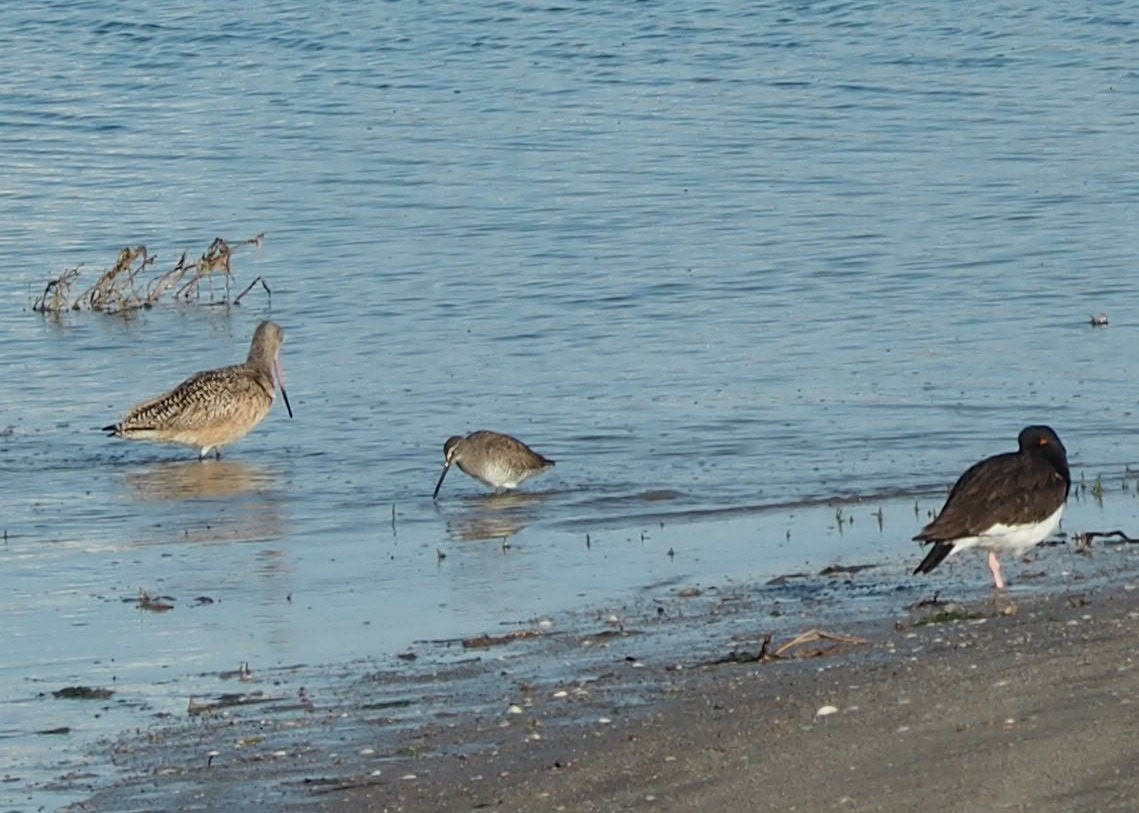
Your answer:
32,234 -> 270,315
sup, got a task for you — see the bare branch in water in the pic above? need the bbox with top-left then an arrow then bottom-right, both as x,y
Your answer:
79,246 -> 154,313
32,235 -> 271,315
32,266 -> 82,313
233,275 -> 271,306
146,252 -> 190,305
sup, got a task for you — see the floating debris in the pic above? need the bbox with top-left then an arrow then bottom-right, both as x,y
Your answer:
126,590 -> 175,613
357,698 -> 414,711
51,686 -> 114,700
187,691 -> 270,716
581,627 -> 642,642
818,563 -> 877,577
33,234 -> 268,315
461,629 -> 542,649
217,662 -> 254,682
1089,313 -> 1109,327
766,572 -> 810,585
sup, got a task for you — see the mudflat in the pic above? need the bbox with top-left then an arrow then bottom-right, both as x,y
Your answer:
331,584 -> 1139,813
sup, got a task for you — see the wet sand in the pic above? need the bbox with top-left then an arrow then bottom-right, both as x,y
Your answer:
334,583 -> 1139,813
71,560 -> 1139,813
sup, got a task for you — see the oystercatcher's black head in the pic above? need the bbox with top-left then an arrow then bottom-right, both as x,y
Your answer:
1018,424 -> 1069,487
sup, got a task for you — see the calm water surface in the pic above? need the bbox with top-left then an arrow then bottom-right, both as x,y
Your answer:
3,0 -> 1139,805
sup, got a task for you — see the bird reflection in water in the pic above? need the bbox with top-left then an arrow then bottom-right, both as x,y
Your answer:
122,459 -> 276,502
119,460 -> 285,547
443,491 -> 550,542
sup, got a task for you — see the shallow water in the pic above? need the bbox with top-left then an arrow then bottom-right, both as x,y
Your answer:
3,0 -> 1139,806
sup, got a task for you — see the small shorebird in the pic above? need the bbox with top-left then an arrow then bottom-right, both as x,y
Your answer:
104,320 -> 293,459
913,425 -> 1070,589
432,430 -> 554,499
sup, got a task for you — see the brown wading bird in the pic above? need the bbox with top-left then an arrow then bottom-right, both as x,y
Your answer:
913,425 -> 1070,590
433,430 -> 554,499
104,320 -> 293,459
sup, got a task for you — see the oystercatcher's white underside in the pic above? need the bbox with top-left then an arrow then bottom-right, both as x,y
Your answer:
945,504 -> 1064,558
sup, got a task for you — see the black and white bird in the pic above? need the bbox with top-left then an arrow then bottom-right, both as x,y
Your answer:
913,425 -> 1070,589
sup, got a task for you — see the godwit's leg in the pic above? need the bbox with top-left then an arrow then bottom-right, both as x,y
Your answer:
988,552 -> 1006,590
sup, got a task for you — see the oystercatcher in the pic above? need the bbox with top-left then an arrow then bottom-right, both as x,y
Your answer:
913,425 -> 1070,589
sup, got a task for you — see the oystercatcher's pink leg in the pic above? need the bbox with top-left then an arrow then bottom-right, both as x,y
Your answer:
988,552 -> 1006,590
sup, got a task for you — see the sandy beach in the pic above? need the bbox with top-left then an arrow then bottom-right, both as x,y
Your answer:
331,583 -> 1139,813
70,551 -> 1139,813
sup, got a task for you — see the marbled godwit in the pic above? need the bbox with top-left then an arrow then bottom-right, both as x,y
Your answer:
103,321 -> 293,459
432,430 -> 554,499
913,425 -> 1070,589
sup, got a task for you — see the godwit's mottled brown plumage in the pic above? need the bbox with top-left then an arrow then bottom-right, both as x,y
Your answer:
104,321 -> 292,458
432,430 -> 554,499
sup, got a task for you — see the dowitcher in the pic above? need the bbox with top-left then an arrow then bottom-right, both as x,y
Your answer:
104,320 -> 292,459
913,425 -> 1070,589
432,430 -> 554,499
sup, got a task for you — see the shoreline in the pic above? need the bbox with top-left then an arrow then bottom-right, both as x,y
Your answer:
67,548 -> 1139,812
332,582 -> 1139,813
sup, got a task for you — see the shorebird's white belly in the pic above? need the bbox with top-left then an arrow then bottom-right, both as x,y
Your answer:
948,504 -> 1064,558
464,459 -> 548,490
474,461 -> 523,489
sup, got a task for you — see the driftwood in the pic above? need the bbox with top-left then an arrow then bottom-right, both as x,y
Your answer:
33,234 -> 267,315
707,628 -> 868,666
1072,529 -> 1139,550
